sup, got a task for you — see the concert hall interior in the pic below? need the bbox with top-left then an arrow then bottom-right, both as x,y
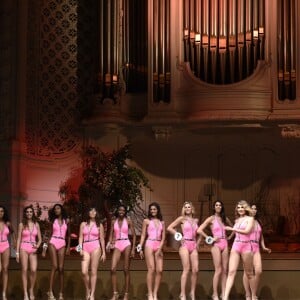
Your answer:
1,0 -> 300,299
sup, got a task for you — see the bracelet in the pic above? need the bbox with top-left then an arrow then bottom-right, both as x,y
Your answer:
76,244 -> 82,252
43,243 -> 48,250
136,244 -> 143,253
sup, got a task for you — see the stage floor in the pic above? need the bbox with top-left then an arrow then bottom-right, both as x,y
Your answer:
6,251 -> 300,300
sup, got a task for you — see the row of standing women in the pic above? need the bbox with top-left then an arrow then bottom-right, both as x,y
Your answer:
0,200 -> 270,300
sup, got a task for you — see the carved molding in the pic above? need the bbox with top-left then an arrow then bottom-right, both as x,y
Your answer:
174,60 -> 273,119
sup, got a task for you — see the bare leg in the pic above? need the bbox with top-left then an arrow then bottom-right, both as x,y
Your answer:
57,247 -> 66,298
179,247 -> 190,300
211,246 -> 222,299
28,253 -> 38,299
123,246 -> 132,299
144,247 -> 155,299
243,271 -> 251,299
1,249 -> 10,299
110,248 -> 121,298
153,250 -> 163,300
223,251 -> 240,300
20,250 -> 29,299
89,248 -> 101,299
221,247 -> 229,299
81,251 -> 91,299
189,250 -> 199,300
241,252 -> 255,300
252,252 -> 262,299
48,244 -> 58,296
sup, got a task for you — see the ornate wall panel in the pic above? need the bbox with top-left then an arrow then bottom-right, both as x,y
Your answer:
0,1 -> 17,141
26,0 -> 80,156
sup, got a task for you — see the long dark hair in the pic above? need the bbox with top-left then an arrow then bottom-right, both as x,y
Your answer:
213,200 -> 227,224
0,205 -> 10,223
147,202 -> 163,221
22,205 -> 38,227
84,207 -> 101,227
250,203 -> 262,225
48,204 -> 68,223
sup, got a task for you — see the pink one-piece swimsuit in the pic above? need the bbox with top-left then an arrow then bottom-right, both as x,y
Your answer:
82,223 -> 100,254
145,219 -> 163,252
114,218 -> 131,252
49,219 -> 67,250
211,216 -> 228,251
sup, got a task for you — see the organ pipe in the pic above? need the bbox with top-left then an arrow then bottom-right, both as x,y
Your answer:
183,0 -> 266,85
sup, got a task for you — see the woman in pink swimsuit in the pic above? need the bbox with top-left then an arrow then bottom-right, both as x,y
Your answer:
43,204 -> 70,300
0,205 -> 16,300
107,204 -> 136,300
167,201 -> 199,300
223,200 -> 255,300
138,202 -> 166,300
243,204 -> 271,300
197,200 -> 233,300
78,207 -> 106,300
16,205 -> 42,300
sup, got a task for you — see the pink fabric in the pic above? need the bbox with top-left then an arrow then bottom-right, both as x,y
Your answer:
0,224 -> 10,253
145,219 -> 163,251
231,219 -> 252,254
211,216 -> 228,251
181,219 -> 198,253
49,219 -> 67,250
249,221 -> 262,253
82,223 -> 100,254
113,218 -> 131,252
21,224 -> 38,254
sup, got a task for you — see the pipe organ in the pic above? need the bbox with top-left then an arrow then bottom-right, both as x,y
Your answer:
96,0 -> 298,114
277,0 -> 296,100
183,0 -> 265,84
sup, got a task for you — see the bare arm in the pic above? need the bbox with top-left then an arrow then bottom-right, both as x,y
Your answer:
15,223 -> 23,262
139,219 -> 149,249
159,221 -> 166,250
167,216 -> 184,235
197,216 -> 213,238
65,219 -> 71,254
99,223 -> 106,261
260,233 -> 271,253
226,217 -> 254,234
7,222 -> 17,248
35,222 -> 42,249
128,217 -> 136,256
78,222 -> 85,254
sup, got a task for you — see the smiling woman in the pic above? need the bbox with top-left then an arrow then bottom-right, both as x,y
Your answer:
223,200 -> 255,300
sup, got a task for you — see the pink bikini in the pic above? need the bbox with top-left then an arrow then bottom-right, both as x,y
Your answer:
181,219 -> 198,253
211,216 -> 228,251
21,224 -> 38,254
249,221 -> 261,253
0,224 -> 10,253
145,219 -> 163,252
113,218 -> 131,252
82,223 -> 100,254
231,219 -> 252,254
49,219 -> 67,250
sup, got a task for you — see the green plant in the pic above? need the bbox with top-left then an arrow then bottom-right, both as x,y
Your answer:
59,144 -> 151,233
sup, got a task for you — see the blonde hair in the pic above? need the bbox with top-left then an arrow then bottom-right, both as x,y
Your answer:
235,200 -> 252,218
181,201 -> 195,217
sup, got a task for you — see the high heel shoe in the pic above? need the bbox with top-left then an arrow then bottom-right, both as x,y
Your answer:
189,293 -> 196,300
110,291 -> 119,300
58,293 -> 64,300
212,295 -> 219,300
123,292 -> 129,300
47,291 -> 56,300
